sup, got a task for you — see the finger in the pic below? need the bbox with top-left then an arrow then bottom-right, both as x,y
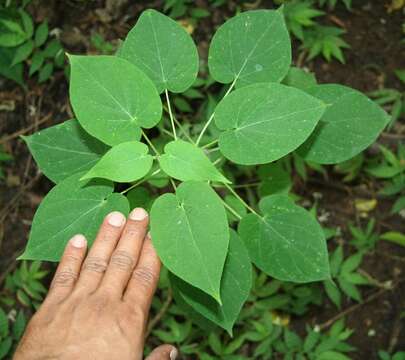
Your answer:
100,208 -> 149,296
145,345 -> 178,360
75,211 -> 126,293
45,234 -> 87,304
124,234 -> 161,314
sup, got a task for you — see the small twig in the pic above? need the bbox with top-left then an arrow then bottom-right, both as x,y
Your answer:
0,172 -> 42,223
146,288 -> 173,337
318,280 -> 402,330
0,113 -> 52,144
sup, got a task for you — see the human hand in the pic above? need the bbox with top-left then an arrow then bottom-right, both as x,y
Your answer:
14,209 -> 177,360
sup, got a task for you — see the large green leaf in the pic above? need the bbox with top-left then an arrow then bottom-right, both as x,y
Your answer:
297,84 -> 389,164
19,173 -> 129,261
208,9 -> 291,88
69,55 -> 162,146
82,141 -> 153,183
159,139 -> 230,183
215,83 -> 325,165
120,9 -> 199,93
170,230 -> 252,335
150,181 -> 229,302
24,119 -> 109,183
238,195 -> 330,282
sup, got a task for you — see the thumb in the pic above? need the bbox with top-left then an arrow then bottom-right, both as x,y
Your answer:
145,344 -> 178,360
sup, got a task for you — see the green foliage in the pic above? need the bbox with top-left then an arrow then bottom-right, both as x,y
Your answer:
349,219 -> 379,251
0,308 -> 26,359
90,32 -> 115,54
22,8 -> 388,333
302,25 -> 350,63
208,9 -> 291,87
317,0 -> 352,10
0,2 -> 65,85
379,350 -> 405,360
283,0 -> 324,40
369,70 -> 405,129
324,246 -> 370,307
0,146 -> 12,180
366,144 -> 405,214
2,261 -> 48,309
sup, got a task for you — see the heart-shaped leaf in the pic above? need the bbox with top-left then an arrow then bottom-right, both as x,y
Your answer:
215,83 -> 325,165
119,9 -> 199,93
170,230 -> 252,335
150,181 -> 229,302
23,119 -> 109,183
238,194 -> 330,282
297,84 -> 389,164
159,139 -> 230,183
69,55 -> 162,146
82,141 -> 153,183
208,9 -> 291,88
19,173 -> 129,261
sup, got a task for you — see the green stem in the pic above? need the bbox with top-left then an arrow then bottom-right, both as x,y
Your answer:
120,169 -> 161,195
196,79 -> 237,146
163,105 -> 194,143
160,128 -> 175,138
213,182 -> 261,189
220,198 -> 242,220
224,182 -> 259,216
202,139 -> 219,149
141,130 -> 160,156
165,89 -> 177,140
170,178 -> 177,191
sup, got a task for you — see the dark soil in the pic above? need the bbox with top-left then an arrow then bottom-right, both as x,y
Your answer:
0,0 -> 404,358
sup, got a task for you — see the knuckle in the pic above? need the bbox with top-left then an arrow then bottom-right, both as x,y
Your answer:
51,270 -> 77,288
83,256 -> 108,273
100,227 -> 119,242
132,266 -> 157,287
110,250 -> 135,271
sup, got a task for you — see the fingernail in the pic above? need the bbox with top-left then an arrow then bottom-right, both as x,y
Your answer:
70,234 -> 86,248
129,207 -> 148,221
107,211 -> 125,227
170,348 -> 178,360
146,231 -> 152,239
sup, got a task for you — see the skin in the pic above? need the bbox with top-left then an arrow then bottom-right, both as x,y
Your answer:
14,208 -> 177,360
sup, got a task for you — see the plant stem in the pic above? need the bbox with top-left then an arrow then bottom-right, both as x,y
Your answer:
160,128 -> 175,138
170,178 -> 177,191
213,181 -> 261,189
224,182 -> 259,216
165,89 -> 177,140
202,139 -> 219,149
196,78 -> 237,146
120,169 -> 161,195
205,147 -> 220,154
163,105 -> 194,143
220,198 -> 242,220
141,130 -> 160,156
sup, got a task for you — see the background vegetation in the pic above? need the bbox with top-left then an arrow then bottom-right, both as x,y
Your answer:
0,0 -> 404,359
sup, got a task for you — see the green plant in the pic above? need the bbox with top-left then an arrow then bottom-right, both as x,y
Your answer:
283,0 -> 324,40
302,24 -> 350,63
379,350 -> 405,360
369,70 -> 405,129
20,8 -> 389,333
2,261 -> 48,309
317,0 -> 352,10
0,308 -> 26,359
366,144 -> 405,215
349,218 -> 379,251
0,1 -> 65,86
324,246 -> 370,308
0,146 -> 12,180
90,32 -> 115,55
